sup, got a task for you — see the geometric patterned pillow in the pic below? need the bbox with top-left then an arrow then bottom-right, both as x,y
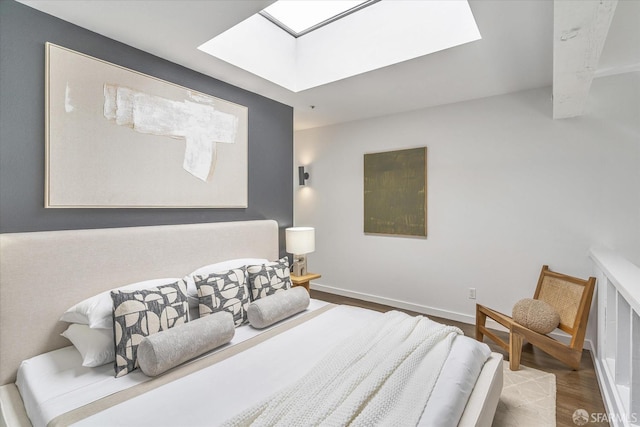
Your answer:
194,267 -> 249,327
111,280 -> 189,377
247,257 -> 292,301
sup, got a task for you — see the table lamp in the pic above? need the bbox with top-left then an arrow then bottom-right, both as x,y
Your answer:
285,227 -> 315,276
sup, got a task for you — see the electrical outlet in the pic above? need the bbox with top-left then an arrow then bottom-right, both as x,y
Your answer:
468,288 -> 476,299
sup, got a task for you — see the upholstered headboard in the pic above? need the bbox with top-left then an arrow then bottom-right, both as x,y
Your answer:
0,220 -> 279,385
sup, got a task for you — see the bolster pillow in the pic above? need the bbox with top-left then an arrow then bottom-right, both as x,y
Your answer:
137,311 -> 234,377
248,287 -> 310,329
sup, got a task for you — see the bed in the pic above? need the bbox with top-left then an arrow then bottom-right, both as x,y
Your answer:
0,220 -> 503,426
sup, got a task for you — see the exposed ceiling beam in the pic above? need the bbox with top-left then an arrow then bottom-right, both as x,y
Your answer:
553,0 -> 618,119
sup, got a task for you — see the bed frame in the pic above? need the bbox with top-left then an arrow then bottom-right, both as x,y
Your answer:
0,220 -> 502,426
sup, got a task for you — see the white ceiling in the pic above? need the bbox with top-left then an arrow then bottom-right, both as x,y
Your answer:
17,0 -> 640,131
199,1 -> 481,92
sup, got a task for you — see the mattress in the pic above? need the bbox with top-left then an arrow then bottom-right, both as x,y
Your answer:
16,301 -> 490,427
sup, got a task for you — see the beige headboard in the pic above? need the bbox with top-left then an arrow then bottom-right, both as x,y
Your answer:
0,220 -> 279,385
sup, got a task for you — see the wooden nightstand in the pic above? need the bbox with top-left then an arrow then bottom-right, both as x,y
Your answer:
290,273 -> 321,292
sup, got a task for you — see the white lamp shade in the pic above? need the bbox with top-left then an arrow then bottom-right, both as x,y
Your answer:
285,227 -> 315,254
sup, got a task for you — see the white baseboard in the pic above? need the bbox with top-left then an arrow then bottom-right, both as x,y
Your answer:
311,282 -> 584,347
311,282 -> 479,326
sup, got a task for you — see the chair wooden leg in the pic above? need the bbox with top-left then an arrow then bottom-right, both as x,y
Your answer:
543,346 -> 582,370
512,322 -> 585,370
475,304 -> 486,342
509,332 -> 523,371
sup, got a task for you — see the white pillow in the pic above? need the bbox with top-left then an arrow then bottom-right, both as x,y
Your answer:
61,323 -> 114,367
184,258 -> 268,307
60,278 -> 183,329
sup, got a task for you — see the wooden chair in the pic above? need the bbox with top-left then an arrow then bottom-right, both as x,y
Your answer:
475,265 -> 596,370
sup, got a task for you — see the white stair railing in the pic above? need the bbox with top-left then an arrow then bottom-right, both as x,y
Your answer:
590,248 -> 640,427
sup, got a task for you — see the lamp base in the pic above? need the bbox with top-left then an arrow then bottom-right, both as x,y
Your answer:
292,254 -> 307,276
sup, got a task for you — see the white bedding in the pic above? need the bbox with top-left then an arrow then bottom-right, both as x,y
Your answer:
16,301 -> 490,427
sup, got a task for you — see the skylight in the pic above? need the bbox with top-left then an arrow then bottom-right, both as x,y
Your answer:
199,1 -> 481,92
260,0 -> 376,37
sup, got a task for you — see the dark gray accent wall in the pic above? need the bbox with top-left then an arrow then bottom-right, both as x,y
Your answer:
0,1 -> 293,253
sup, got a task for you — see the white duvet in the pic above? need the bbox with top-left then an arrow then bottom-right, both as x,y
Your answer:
16,302 -> 490,427
225,311 -> 462,427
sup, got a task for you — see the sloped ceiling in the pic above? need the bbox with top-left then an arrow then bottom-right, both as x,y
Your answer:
16,0 -> 640,130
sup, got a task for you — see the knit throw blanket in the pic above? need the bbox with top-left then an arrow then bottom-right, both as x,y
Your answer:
223,310 -> 462,427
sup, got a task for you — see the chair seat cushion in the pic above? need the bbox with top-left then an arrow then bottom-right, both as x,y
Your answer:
512,298 -> 560,334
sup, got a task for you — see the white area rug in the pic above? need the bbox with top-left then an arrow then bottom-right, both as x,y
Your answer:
492,361 -> 556,427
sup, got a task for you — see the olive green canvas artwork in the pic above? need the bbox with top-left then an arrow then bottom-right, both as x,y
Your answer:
364,147 -> 427,237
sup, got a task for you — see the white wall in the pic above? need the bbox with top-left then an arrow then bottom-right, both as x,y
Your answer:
294,72 -> 640,330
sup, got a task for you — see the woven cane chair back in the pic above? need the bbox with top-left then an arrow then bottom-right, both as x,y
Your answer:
536,275 -> 584,333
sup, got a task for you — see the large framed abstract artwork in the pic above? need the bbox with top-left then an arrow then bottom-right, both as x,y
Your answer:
364,147 -> 427,237
45,43 -> 248,208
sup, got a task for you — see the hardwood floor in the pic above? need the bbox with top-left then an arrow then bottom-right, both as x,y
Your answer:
310,290 -> 608,427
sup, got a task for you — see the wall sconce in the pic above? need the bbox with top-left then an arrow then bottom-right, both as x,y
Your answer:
285,227 -> 315,276
298,166 -> 310,186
